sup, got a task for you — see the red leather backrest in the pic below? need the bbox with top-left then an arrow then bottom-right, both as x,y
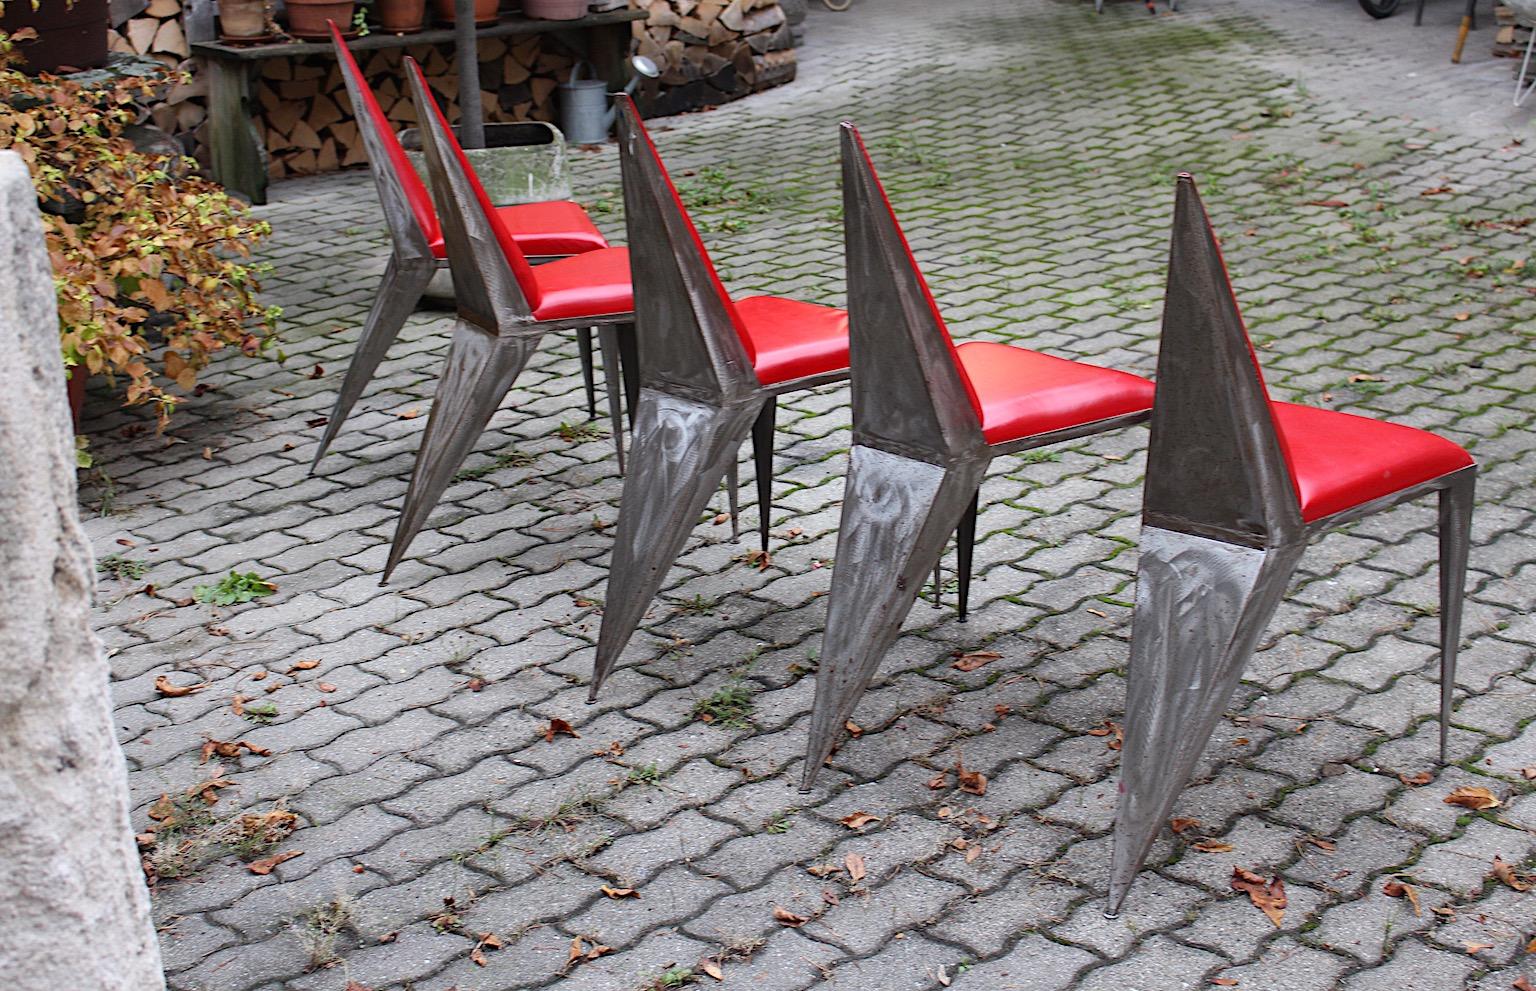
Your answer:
405,58 -> 541,307
625,101 -> 750,360
328,21 -> 440,245
846,128 -> 984,419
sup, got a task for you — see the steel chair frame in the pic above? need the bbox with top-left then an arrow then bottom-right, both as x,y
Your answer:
312,23 -> 619,474
381,58 -> 637,583
1106,174 -> 1476,917
800,123 -> 1154,791
586,95 -> 850,701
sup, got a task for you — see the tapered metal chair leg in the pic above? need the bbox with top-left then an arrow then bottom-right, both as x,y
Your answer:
802,446 -> 988,790
725,455 -> 741,540
1106,528 -> 1303,917
617,324 -> 641,428
311,255 -> 435,473
1437,468 -> 1476,761
957,492 -> 979,622
589,391 -> 763,698
578,327 -> 597,420
753,396 -> 777,554
932,562 -> 943,608
597,325 -> 627,475
383,321 -> 543,581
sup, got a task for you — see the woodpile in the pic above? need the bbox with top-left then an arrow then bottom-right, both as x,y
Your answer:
257,36 -> 573,179
102,0 -> 804,180
1494,2 -> 1534,69
631,0 -> 797,115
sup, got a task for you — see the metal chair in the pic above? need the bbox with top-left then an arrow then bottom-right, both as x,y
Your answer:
381,57 -> 639,583
312,20 -> 617,474
1106,175 -> 1476,917
800,123 -> 1157,791
585,95 -> 852,700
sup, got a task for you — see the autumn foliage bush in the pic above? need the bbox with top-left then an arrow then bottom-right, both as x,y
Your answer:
0,28 -> 278,424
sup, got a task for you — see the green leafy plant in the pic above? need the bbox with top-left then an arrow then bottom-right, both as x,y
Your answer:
193,570 -> 276,606
97,552 -> 149,581
692,678 -> 756,728
0,29 -> 277,425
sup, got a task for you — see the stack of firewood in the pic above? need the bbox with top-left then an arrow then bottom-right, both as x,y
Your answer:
257,36 -> 573,178
1494,2 -> 1533,65
631,0 -> 796,114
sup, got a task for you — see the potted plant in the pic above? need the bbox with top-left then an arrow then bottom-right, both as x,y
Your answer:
376,0 -> 426,33
219,0 -> 273,39
0,0 -> 109,74
285,0 -> 356,38
432,0 -> 499,24
0,30 -> 278,427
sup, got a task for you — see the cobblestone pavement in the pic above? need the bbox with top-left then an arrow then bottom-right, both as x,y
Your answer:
84,0 -> 1536,988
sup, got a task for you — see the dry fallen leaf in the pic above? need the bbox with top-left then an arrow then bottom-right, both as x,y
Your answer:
956,763 -> 987,797
1307,199 -> 1350,208
1211,981 -> 1239,987
845,852 -> 866,884
564,935 -> 612,970
1464,942 -> 1495,955
154,675 -> 208,697
937,966 -> 952,987
396,407 -> 421,419
927,770 -> 950,790
711,513 -> 730,526
285,659 -> 321,674
952,650 -> 1001,673
1492,856 -> 1532,891
1445,786 -> 1501,810
1398,771 -> 1433,787
199,738 -> 271,763
845,720 -> 863,737
1193,840 -> 1236,854
1382,880 -> 1421,916
699,959 -> 724,981
1230,866 -> 1286,927
544,718 -> 581,743
1514,977 -> 1535,991
247,850 -> 303,875
806,863 -> 840,878
1348,373 -> 1385,384
773,905 -> 808,927
1170,817 -> 1201,835
186,774 -> 235,806
840,812 -> 879,830
317,682 -> 337,694
1421,185 -> 1454,196
1087,720 -> 1124,751
470,932 -> 502,966
1303,836 -> 1336,854
601,886 -> 641,899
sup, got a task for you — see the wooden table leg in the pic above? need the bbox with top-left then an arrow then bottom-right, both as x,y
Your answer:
205,56 -> 269,205
588,20 -> 629,90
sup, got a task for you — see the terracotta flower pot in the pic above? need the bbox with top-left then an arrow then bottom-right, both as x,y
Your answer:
0,0 -> 109,74
431,0 -> 500,24
285,0 -> 355,38
377,0 -> 428,33
66,366 -> 87,428
220,0 -> 270,38
522,0 -> 588,18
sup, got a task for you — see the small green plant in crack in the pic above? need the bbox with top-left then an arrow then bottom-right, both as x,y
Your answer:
693,678 -> 756,728
762,807 -> 798,835
297,896 -> 359,969
640,966 -> 697,989
676,165 -> 775,214
557,420 -> 606,443
193,570 -> 276,606
511,794 -> 608,835
1019,449 -> 1061,465
697,216 -> 751,234
97,553 -> 150,581
240,700 -> 279,725
675,594 -> 717,615
625,763 -> 662,786
453,450 -> 537,482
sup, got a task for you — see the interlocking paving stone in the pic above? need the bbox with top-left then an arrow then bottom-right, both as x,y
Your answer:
80,0 -> 1536,986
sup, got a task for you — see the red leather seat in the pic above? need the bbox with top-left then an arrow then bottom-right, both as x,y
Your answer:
954,341 -> 1156,445
530,246 -> 633,321
734,296 -> 851,386
1270,402 -> 1475,522
429,200 -> 608,260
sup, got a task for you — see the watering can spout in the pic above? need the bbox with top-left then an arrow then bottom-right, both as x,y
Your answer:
603,55 -> 660,129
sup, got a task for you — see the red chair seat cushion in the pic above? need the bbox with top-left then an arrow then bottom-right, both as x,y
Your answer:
530,246 -> 633,321
733,296 -> 850,386
429,200 -> 607,260
1270,402 -> 1474,522
954,341 -> 1155,445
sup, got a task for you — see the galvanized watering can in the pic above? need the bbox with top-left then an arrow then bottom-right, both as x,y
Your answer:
558,55 -> 660,144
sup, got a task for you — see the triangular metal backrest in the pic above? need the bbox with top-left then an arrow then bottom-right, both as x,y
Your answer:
1142,175 -> 1302,547
403,57 -> 537,328
329,21 -> 436,258
840,123 -> 986,464
614,95 -> 756,404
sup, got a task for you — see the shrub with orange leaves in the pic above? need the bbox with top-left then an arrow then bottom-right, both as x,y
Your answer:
0,27 -> 277,425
